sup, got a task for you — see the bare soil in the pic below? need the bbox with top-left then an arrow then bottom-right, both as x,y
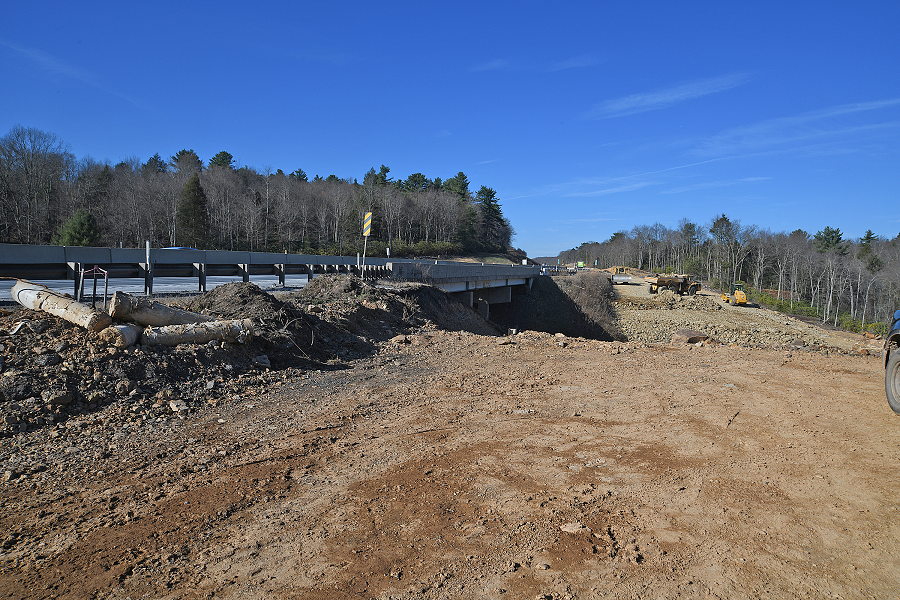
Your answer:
1,275 -> 898,599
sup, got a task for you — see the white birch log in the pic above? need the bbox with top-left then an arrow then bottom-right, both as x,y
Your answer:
11,280 -> 112,333
107,291 -> 214,326
142,318 -> 254,347
99,324 -> 144,348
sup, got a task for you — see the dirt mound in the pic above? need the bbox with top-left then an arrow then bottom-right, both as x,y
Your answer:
298,273 -> 368,301
291,275 -> 499,339
180,282 -> 338,368
0,305 -> 285,440
184,280 -> 290,322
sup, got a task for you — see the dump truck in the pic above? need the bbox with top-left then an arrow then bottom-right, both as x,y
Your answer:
720,283 -> 748,306
611,266 -> 633,285
645,274 -> 701,295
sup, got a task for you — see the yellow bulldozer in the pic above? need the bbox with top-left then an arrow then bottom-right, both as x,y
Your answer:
721,283 -> 748,306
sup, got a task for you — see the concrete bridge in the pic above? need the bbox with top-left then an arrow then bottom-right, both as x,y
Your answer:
0,244 -> 540,319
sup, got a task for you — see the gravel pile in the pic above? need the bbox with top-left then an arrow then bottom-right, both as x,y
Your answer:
0,310 -> 301,442
614,290 -> 834,349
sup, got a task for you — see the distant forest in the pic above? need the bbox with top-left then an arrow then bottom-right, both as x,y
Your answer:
558,216 -> 900,331
0,125 -> 521,260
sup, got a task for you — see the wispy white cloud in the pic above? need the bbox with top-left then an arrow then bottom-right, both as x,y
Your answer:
695,99 -> 900,156
556,216 -> 620,224
478,159 -> 499,165
0,38 -> 150,110
585,73 -> 751,119
435,129 -> 452,138
661,176 -> 771,194
1,38 -> 98,85
549,54 -> 599,72
509,157 -> 735,202
565,181 -> 652,197
470,59 -> 509,72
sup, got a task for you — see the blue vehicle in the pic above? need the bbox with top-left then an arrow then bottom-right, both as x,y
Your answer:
884,309 -> 900,414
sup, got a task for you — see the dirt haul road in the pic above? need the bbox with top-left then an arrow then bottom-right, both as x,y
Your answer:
1,279 -> 899,599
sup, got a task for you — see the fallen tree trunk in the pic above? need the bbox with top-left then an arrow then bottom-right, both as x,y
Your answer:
11,280 -> 112,333
142,319 -> 254,347
99,324 -> 144,348
108,291 -> 214,326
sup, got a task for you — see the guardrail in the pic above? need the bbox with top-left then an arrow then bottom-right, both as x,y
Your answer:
0,244 -> 541,302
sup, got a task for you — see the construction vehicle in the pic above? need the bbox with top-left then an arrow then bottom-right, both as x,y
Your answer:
644,274 -> 701,296
611,266 -> 632,285
720,283 -> 748,306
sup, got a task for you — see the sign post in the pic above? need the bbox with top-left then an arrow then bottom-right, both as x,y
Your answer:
361,212 -> 372,273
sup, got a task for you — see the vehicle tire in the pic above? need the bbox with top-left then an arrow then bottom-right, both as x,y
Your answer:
886,350 -> 900,415
649,284 -> 656,294
688,286 -> 698,296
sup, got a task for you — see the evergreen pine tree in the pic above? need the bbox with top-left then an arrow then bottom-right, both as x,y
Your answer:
475,186 -> 511,251
208,151 -> 234,169
53,210 -> 100,246
176,173 -> 212,248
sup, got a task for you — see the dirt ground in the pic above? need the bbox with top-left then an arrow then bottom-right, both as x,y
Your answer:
1,275 -> 899,599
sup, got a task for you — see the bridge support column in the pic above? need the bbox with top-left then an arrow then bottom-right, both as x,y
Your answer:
142,241 -> 153,296
476,298 -> 490,319
193,263 -> 207,292
140,262 -> 153,296
71,263 -> 83,300
238,264 -> 250,283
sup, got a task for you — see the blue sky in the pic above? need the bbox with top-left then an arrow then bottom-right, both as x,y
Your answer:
2,1 -> 898,257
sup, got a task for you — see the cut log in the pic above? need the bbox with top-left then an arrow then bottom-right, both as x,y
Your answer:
142,319 -> 254,347
99,324 -> 144,348
107,291 -> 213,326
11,280 -> 112,333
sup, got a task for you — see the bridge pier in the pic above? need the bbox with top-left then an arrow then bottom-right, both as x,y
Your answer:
476,298 -> 490,319
193,263 -> 207,292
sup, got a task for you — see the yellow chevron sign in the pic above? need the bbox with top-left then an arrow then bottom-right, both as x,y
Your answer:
363,212 -> 372,237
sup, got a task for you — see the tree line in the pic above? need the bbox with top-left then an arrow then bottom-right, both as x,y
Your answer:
0,125 -> 519,259
558,215 -> 900,332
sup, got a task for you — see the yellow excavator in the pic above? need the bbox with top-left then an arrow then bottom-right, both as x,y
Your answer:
721,283 -> 748,306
